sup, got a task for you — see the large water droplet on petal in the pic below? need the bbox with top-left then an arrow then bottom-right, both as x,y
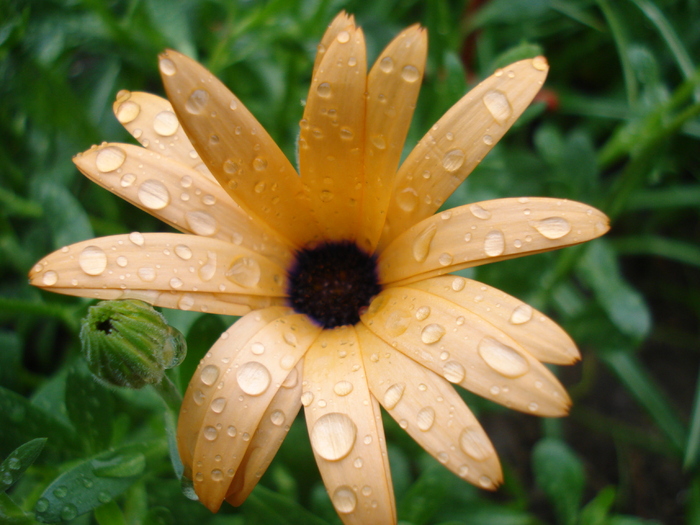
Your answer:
470,204 -> 491,220
317,82 -> 332,98
383,383 -> 405,409
333,381 -> 353,396
226,257 -> 261,288
396,187 -> 418,212
533,217 -> 572,239
401,65 -> 420,82
509,304 -> 533,324
153,110 -> 179,136
484,230 -> 505,257
138,180 -> 171,210
159,58 -> 176,76
443,361 -> 466,383
482,90 -> 512,123
186,89 -> 209,114
379,56 -> 394,73
116,101 -> 140,124
331,486 -> 357,514
185,211 -> 218,236
416,406 -> 435,431
442,149 -> 465,172
96,146 -> 126,173
79,246 -> 108,276
200,364 -> 220,386
42,270 -> 58,286
310,413 -> 357,461
421,323 -> 446,344
412,224 -> 437,262
478,337 -> 529,378
237,362 -> 271,396
459,427 -> 493,460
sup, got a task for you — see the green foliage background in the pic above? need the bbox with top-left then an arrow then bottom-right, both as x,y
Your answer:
1,0 -> 699,523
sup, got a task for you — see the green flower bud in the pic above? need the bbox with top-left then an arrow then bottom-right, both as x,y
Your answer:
80,300 -> 186,388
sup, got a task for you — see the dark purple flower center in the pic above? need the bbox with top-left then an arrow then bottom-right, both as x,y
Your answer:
286,241 -> 382,328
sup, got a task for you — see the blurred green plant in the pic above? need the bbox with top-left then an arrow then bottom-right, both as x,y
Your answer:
1,0 -> 698,523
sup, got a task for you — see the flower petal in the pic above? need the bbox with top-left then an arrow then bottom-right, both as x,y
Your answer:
178,306 -> 295,473
361,287 -> 571,416
408,276 -> 579,364
359,24 -> 427,253
379,197 -> 610,285
313,12 -> 356,77
378,57 -> 551,249
225,360 -> 303,506
190,313 -> 321,511
74,142 -> 294,268
357,324 -> 503,489
29,233 -> 288,316
159,50 -> 321,247
302,326 -> 395,525
112,90 -> 216,182
300,24 -> 367,242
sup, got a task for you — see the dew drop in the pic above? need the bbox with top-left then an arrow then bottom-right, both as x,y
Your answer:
483,90 -> 512,123
401,65 -> 420,82
532,56 -> 548,71
459,427 -> 493,460
353,457 -> 363,468
412,224 -> 437,262
437,452 -> 449,464
137,266 -> 156,282
509,304 -> 533,324
79,246 -> 108,276
528,402 -> 539,412
478,337 -> 529,378
178,294 -> 195,310
416,406 -> 435,431
153,110 -> 179,136
35,498 -> 49,513
211,397 -> 226,413
185,210 -> 218,236
396,187 -> 418,212
229,98 -> 238,110
253,157 -> 268,171
317,82 -> 332,98
159,58 -> 176,76
479,475 -> 494,488
60,504 -> 78,521
116,256 -> 128,267
469,204 -> 491,220
226,257 -> 262,287
223,159 -> 240,175
443,361 -> 466,383
483,135 -> 494,146
484,230 -> 505,257
138,180 -> 171,210
169,277 -> 183,289
203,426 -> 218,441
251,342 -> 265,355
116,101 -> 140,123
129,232 -> 144,246
310,413 -> 357,461
438,252 -> 453,266
200,364 -> 220,386
533,217 -> 572,239
227,426 -> 237,437
42,270 -> 58,286
415,306 -> 431,321
379,56 -> 394,73
270,410 -> 285,426
237,361 -> 271,396
95,146 -> 126,172
340,127 -> 353,140
421,323 -> 446,344
186,89 -> 209,114
383,383 -> 405,409
301,391 -> 314,406
371,134 -> 387,150
332,485 -> 357,514
211,469 -> 223,481
120,173 -> 136,187
452,277 -> 466,291
442,149 -> 465,172
175,244 -> 193,260
334,381 -> 353,396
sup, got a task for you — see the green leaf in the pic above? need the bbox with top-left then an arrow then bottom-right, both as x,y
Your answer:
93,500 -> 127,525
579,486 -> 616,525
33,180 -> 94,249
65,369 -> 115,453
577,240 -> 651,339
532,438 -> 584,525
0,492 -> 33,524
0,438 -> 47,493
34,441 -> 158,523
398,463 -> 450,525
244,485 -> 330,525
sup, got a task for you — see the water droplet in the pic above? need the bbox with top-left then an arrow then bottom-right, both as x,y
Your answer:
332,485 -> 357,514
153,110 -> 179,136
35,498 -> 49,513
470,204 -> 491,220
317,82 -> 332,98
379,56 -> 394,73
353,457 -> 363,468
116,255 -> 128,268
479,475 -> 494,488
438,252 -> 453,266
401,65 -> 420,82
421,323 -> 446,344
415,306 -> 431,321
340,127 -> 353,140
60,504 -> 78,521
211,469 -> 223,481
416,407 -> 435,431
442,149 -> 465,172
42,270 -> 58,286
310,413 -> 357,461
484,230 -> 505,257
185,210 -> 218,236
227,426 -> 237,437
533,217 -> 572,239
384,309 -> 411,337
301,391 -> 314,406
361,485 -> 372,497
120,173 -> 136,187
175,244 -> 193,260
396,187 -> 418,212
53,486 -> 68,498
371,134 -> 387,149
200,364 -> 220,386
270,410 -> 285,426
116,101 -> 140,123
412,224 -> 437,262
336,30 -> 350,43
452,277 -> 466,291
96,146 -> 126,172
319,189 -> 333,202
437,451 -> 449,464
210,397 -> 226,413
334,381 -> 353,396
478,337 -> 529,378
459,427 -> 493,460
226,257 -> 261,288
251,342 -> 265,355
79,246 -> 107,276
253,157 -> 268,171
170,277 -> 183,289
443,361 -> 466,383
159,58 -> 176,75
509,304 -> 533,324
483,135 -> 494,145
128,232 -> 144,246
528,402 -> 539,412
532,56 -> 548,71
138,180 -> 171,210
383,383 -> 405,409
186,89 -> 209,114
137,266 -> 156,282
223,159 -> 240,175
234,362 -> 269,396
229,98 -> 238,110
178,294 -> 195,310
483,90 -> 512,124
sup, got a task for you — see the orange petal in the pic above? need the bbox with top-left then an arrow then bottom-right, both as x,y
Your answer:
408,276 -> 580,364
378,57 -> 551,250
302,326 -> 396,525
357,324 -> 502,489
190,313 -> 321,511
379,197 -> 610,285
361,287 -> 571,416
159,50 -> 321,247
312,12 -> 356,78
300,25 -> 367,242
360,24 -> 427,253
74,142 -> 294,268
